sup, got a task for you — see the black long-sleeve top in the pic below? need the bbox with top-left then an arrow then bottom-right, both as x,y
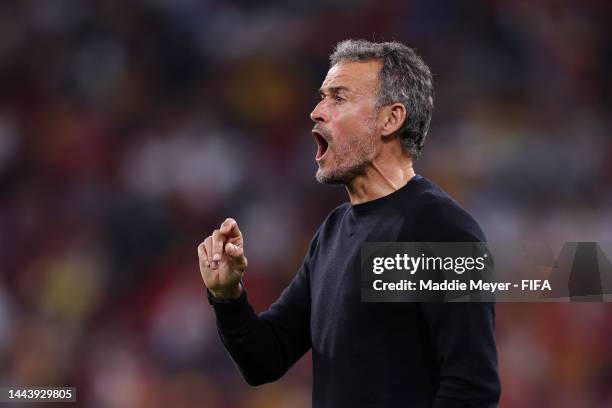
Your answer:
208,175 -> 501,407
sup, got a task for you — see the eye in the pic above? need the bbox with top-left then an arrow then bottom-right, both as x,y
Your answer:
334,95 -> 345,103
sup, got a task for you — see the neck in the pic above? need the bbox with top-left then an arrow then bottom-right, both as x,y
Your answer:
346,154 -> 415,205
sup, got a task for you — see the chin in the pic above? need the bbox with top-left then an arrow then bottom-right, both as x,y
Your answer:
316,157 -> 372,185
315,167 -> 352,185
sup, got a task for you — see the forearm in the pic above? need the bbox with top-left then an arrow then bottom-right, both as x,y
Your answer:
432,395 -> 498,408
209,288 -> 309,386
422,302 -> 501,406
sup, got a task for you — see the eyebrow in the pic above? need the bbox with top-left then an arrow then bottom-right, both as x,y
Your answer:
318,86 -> 350,97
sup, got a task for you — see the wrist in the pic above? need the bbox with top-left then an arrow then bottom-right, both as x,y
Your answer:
210,282 -> 243,300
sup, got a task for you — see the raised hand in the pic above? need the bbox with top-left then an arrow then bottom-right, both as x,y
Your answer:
198,218 -> 247,299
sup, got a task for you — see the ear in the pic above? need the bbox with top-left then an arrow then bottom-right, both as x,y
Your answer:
379,103 -> 407,136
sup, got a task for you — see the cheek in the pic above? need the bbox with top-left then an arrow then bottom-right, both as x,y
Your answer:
328,113 -> 348,136
329,111 -> 363,139
328,104 -> 377,152
329,121 -> 354,153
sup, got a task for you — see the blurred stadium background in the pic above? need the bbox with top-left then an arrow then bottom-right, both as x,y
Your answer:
0,0 -> 611,407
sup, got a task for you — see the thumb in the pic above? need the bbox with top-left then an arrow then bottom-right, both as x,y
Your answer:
225,242 -> 245,259
226,243 -> 247,270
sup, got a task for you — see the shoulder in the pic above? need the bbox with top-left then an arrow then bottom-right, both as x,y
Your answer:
406,178 -> 486,242
306,202 -> 351,250
297,202 -> 351,268
318,202 -> 351,236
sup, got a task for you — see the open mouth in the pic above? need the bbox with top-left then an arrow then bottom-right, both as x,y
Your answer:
313,130 -> 329,161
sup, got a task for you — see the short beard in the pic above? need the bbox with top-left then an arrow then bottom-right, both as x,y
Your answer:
315,133 -> 377,185
315,159 -> 370,185
314,116 -> 379,185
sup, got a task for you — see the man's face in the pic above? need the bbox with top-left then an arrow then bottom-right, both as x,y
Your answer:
310,60 -> 382,184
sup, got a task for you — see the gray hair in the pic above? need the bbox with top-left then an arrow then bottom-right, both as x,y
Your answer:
330,39 -> 434,159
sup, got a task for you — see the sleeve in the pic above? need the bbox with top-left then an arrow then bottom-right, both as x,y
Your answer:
411,198 -> 502,407
208,233 -> 316,386
421,301 -> 500,407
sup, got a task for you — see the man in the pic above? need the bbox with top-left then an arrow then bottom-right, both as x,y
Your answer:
198,39 -> 501,407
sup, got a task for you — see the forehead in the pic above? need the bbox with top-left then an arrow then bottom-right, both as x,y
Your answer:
320,60 -> 382,94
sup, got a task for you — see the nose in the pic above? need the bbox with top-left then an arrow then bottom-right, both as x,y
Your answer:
310,100 -> 328,123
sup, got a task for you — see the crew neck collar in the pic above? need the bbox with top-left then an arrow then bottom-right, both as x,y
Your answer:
349,174 -> 423,215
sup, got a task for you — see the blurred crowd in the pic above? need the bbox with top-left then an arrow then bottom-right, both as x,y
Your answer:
0,0 -> 611,407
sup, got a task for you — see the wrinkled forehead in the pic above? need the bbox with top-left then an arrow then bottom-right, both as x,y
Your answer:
320,60 -> 383,95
